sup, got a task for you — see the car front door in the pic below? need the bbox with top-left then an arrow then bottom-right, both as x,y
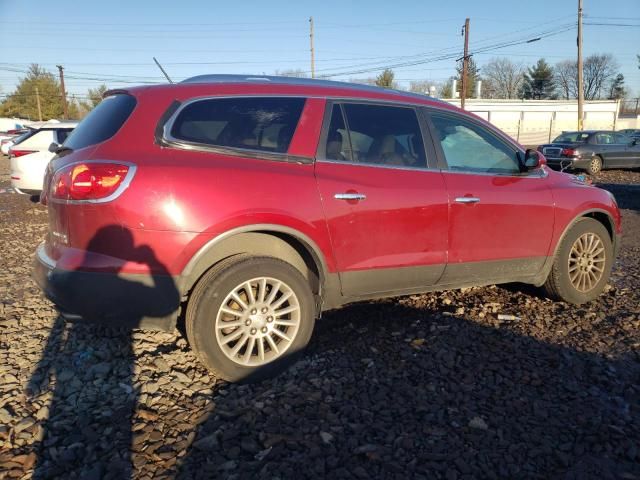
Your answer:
315,102 -> 449,297
595,132 -> 625,167
616,133 -> 640,168
424,109 -> 555,286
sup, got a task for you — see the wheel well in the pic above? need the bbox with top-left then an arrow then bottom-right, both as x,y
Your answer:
181,231 -> 323,298
582,211 -> 614,240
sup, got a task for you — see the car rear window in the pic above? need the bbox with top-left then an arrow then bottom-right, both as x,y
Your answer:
169,97 -> 306,154
553,132 -> 590,143
63,93 -> 136,150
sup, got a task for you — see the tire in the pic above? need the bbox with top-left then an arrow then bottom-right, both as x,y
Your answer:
186,255 -> 316,382
543,218 -> 613,304
586,155 -> 603,175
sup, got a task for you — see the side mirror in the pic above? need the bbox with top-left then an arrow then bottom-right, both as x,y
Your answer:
48,142 -> 61,153
520,149 -> 546,171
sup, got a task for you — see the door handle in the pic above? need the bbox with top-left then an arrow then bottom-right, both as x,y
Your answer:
334,193 -> 366,201
455,197 -> 480,204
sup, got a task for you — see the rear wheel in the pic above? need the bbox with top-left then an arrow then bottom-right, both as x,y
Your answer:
186,255 -> 315,382
543,218 -> 613,304
587,155 -> 603,175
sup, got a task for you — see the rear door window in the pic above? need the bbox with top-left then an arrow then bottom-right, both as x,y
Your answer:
170,97 -> 306,154
63,94 -> 136,150
320,103 -> 427,168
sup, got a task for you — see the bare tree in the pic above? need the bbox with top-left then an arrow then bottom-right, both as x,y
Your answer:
554,60 -> 577,99
408,80 -> 442,96
481,58 -> 525,99
583,54 -> 618,100
274,69 -> 308,78
553,54 -> 620,100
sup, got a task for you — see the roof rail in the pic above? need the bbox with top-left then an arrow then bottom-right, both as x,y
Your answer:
180,74 -> 442,103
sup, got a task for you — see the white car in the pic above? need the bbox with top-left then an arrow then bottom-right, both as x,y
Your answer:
1,130 -> 30,155
9,121 -> 78,196
8,121 -> 77,159
10,150 -> 56,195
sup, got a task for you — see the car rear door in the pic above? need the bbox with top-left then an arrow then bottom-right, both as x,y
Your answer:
424,109 -> 554,285
314,102 -> 448,297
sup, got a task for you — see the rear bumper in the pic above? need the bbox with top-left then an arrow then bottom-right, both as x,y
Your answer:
33,243 -> 180,331
545,157 -> 591,170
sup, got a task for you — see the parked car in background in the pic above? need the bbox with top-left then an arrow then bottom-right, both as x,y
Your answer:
538,130 -> 640,174
1,129 -> 30,155
7,121 -> 76,158
34,76 -> 621,382
619,128 -> 640,140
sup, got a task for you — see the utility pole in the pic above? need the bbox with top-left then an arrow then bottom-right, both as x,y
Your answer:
35,87 -> 43,121
309,16 -> 315,78
577,0 -> 584,130
56,65 -> 68,119
461,18 -> 470,110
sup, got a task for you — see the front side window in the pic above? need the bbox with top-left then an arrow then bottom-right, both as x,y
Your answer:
596,133 -> 615,145
430,113 -> 520,174
614,133 -> 629,144
170,97 -> 305,154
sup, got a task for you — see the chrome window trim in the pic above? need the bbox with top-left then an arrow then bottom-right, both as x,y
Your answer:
316,158 -> 440,173
48,160 -> 137,205
161,94 -> 445,164
315,99 -> 438,172
441,167 -> 549,179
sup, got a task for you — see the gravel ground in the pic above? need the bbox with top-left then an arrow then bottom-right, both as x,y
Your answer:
1,159 -> 639,480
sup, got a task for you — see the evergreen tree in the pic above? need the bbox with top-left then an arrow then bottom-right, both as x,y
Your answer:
455,57 -> 480,98
521,59 -> 556,99
607,74 -> 626,100
0,64 -> 67,120
375,69 -> 397,89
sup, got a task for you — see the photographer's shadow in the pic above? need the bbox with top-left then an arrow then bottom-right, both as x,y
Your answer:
27,225 -> 180,479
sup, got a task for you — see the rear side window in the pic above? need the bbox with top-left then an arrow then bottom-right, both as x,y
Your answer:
64,94 -> 136,150
170,97 -> 305,154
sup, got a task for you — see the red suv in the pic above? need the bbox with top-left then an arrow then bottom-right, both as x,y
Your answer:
34,75 -> 621,382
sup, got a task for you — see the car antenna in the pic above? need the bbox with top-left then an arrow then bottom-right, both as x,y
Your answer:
153,57 -> 174,84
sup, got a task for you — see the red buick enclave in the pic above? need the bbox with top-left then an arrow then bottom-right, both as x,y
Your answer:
34,75 -> 621,381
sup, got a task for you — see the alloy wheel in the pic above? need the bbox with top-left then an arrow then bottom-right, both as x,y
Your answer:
568,232 -> 606,292
215,276 -> 301,366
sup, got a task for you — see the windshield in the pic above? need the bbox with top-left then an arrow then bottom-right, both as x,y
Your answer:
12,129 -> 36,145
552,132 -> 590,143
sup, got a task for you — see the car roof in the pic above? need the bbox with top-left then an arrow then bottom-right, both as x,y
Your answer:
179,74 -> 447,105
31,120 -> 78,130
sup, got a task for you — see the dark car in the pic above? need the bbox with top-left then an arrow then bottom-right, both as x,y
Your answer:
34,75 -> 621,382
538,130 -> 640,174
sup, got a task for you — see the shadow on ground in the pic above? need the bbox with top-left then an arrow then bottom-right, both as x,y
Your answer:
176,299 -> 640,479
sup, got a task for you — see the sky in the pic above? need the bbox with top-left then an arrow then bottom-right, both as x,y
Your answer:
0,0 -> 638,101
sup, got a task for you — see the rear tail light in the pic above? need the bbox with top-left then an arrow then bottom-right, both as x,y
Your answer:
561,148 -> 577,157
50,162 -> 134,201
10,149 -> 36,157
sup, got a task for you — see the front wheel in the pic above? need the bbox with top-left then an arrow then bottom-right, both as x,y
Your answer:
543,218 -> 613,304
186,255 -> 316,382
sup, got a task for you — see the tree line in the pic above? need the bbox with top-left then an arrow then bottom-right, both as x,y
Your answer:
0,64 -> 107,121
373,53 -> 632,101
1,55 -> 636,121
